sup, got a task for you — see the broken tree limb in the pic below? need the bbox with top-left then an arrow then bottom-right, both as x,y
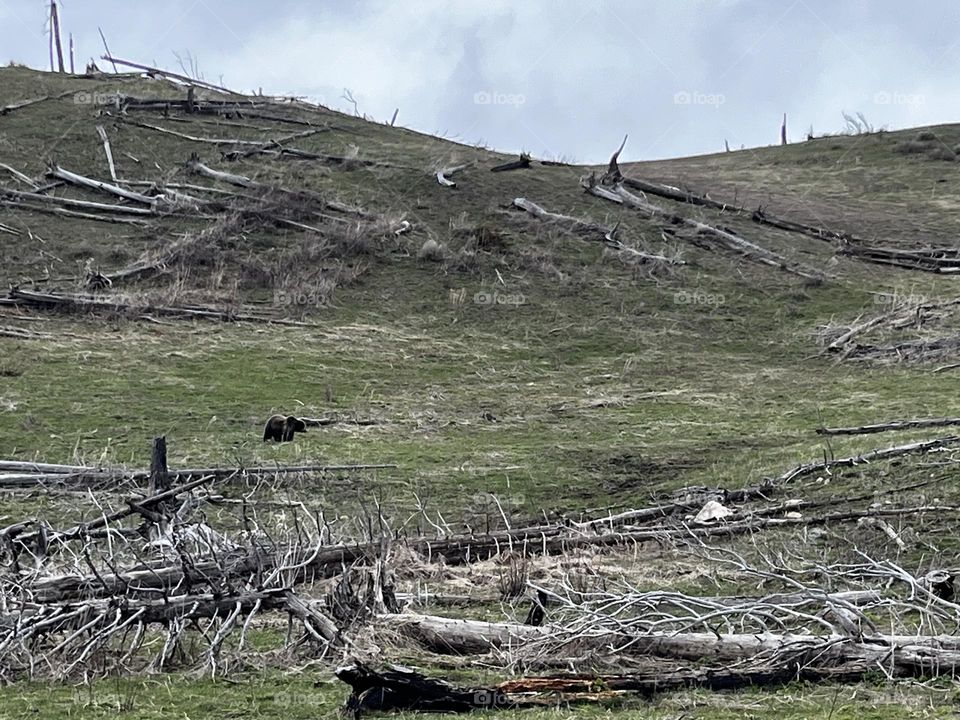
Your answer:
436,164 -> 467,188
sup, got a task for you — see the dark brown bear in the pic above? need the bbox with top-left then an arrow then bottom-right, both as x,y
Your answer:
262,414 -> 307,442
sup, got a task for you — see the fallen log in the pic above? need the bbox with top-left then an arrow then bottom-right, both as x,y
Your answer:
581,173 -> 823,281
817,417 -> 960,436
491,153 -> 531,173
511,197 -> 684,266
5,288 -> 307,326
335,630 -> 960,714
777,435 -> 960,483
47,165 -> 157,205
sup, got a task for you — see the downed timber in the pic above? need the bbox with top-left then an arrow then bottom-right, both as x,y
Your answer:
47,165 -> 157,205
336,632 -> 960,715
0,162 -> 39,189
0,89 -> 76,116
25,500 -> 959,603
0,188 -> 155,216
101,54 -> 244,96
581,174 -> 824,282
817,417 -> 960,436
839,242 -> 960,273
2,474 -> 214,547
380,612 -> 546,653
491,153 -> 532,173
185,154 -> 372,217
777,435 -> 960,483
299,416 -> 383,428
0,461 -> 396,489
845,335 -> 960,362
6,288 -> 308,326
380,613 -> 960,670
511,197 -> 684,266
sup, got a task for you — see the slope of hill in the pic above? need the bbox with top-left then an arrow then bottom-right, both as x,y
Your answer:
2,65 -> 960,718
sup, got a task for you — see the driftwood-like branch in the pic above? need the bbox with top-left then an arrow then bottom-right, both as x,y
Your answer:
436,164 -> 467,188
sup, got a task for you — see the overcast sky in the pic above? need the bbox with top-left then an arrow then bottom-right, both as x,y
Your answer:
1,0 -> 958,162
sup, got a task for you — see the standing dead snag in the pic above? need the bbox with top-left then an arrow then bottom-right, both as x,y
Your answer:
149,436 -> 170,495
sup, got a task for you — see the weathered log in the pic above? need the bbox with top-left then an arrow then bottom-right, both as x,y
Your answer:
6,288 -> 308,326
817,417 -> 960,436
491,153 -> 531,173
581,174 -> 824,281
511,197 -> 684,266
47,165 -> 157,205
777,436 -> 960,483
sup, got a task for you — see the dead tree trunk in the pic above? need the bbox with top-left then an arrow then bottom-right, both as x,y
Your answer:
149,436 -> 170,495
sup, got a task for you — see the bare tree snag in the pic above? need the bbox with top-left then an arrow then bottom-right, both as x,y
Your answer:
606,133 -> 628,181
50,2 -> 65,73
149,436 -> 170,496
95,126 -> 118,181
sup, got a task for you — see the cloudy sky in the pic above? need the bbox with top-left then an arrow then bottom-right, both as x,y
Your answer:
1,0 -> 958,162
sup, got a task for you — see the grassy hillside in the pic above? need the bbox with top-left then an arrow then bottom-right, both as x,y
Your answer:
2,65 -> 960,717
